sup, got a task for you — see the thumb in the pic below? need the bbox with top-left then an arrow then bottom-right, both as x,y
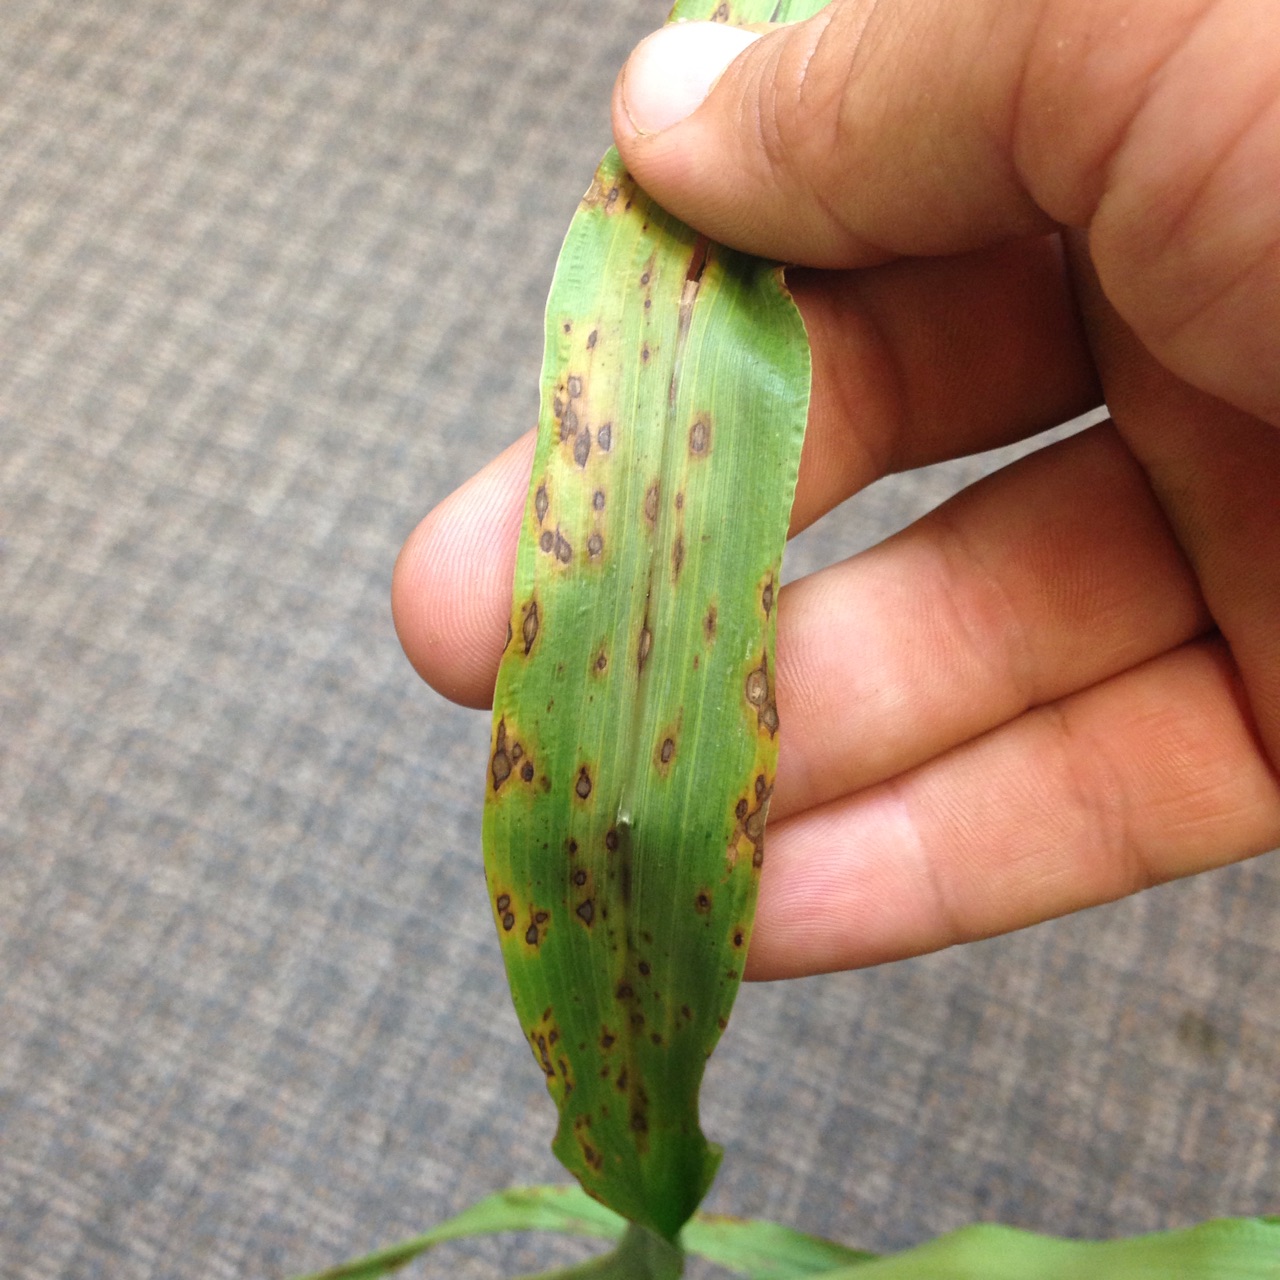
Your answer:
611,2 -> 1052,268
611,0 -> 1280,426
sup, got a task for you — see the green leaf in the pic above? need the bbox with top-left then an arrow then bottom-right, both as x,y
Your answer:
288,1186 -> 624,1280
815,1217 -> 1280,1280
680,1215 -> 877,1277
286,1183 -> 871,1280
483,0 -> 830,1242
291,1186 -> 1279,1280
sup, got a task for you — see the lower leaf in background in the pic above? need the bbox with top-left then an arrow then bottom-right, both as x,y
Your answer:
292,1185 -> 1279,1279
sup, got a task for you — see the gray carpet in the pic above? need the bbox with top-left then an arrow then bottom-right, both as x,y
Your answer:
1,2 -> 1276,1277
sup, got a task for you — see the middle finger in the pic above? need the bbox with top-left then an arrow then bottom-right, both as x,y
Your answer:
771,421 -> 1212,821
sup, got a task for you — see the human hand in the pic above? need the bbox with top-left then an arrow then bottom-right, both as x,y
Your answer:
393,0 -> 1280,979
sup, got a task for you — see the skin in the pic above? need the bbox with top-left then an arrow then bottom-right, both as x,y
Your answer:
394,0 -> 1280,979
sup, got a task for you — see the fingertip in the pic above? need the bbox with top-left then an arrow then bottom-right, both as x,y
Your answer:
615,21 -> 761,139
391,432 -> 535,710
612,10 -> 877,267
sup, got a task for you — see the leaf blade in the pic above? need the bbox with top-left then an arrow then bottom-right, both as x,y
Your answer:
484,0 -> 831,1241
816,1217 -> 1280,1280
484,146 -> 807,1238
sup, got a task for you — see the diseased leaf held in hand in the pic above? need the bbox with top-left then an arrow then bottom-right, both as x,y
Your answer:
483,0 -> 829,1245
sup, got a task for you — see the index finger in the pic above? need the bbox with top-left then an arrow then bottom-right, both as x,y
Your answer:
393,236 -> 1096,708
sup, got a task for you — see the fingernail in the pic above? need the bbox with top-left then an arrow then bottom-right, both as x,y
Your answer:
622,22 -> 760,136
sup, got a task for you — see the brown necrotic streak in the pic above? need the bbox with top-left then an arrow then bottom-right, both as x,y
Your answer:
522,601 -> 539,654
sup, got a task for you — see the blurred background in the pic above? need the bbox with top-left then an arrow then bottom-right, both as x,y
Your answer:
1,2 -> 1276,1276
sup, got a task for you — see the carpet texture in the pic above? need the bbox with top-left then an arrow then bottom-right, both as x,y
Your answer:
1,2 -> 1276,1277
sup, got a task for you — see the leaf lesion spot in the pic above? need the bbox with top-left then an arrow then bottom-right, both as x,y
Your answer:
653,721 -> 680,776
637,620 -> 652,676
490,718 -> 533,792
643,482 -> 660,526
581,174 -> 634,215
745,651 -> 779,736
689,415 -> 711,457
521,600 -> 540,655
729,773 -> 773,870
494,891 -> 516,932
524,909 -> 551,948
